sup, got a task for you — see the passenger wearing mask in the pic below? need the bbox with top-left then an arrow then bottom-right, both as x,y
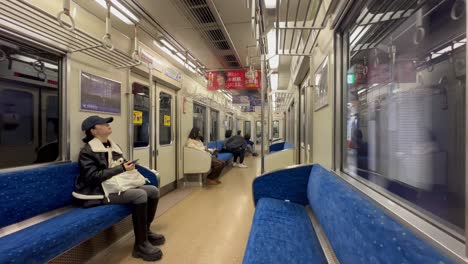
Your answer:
224,130 -> 248,168
74,116 -> 164,261
186,127 -> 225,185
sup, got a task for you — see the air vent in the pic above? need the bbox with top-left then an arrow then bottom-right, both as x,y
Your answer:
185,0 -> 206,6
224,55 -> 236,61
192,6 -> 216,23
207,29 -> 225,41
215,41 -> 230,50
173,0 -> 242,68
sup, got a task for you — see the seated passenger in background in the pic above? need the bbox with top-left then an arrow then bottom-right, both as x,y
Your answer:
186,127 -> 225,185
224,130 -> 248,168
244,134 -> 258,157
74,115 -> 165,262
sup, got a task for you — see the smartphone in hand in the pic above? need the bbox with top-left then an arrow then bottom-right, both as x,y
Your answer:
128,159 -> 139,165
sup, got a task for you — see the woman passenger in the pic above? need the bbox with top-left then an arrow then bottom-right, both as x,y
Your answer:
186,127 -> 225,185
74,115 -> 165,262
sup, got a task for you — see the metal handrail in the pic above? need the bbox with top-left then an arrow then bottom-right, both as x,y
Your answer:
0,0 -> 139,68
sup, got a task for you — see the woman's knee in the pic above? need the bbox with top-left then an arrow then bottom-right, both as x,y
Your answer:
140,185 -> 160,199
128,189 -> 148,204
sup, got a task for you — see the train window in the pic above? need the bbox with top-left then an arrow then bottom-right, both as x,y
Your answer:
159,92 -> 172,145
343,1 -> 466,231
255,120 -> 261,144
193,103 -> 206,138
272,120 -> 280,138
210,109 -> 218,141
227,115 -> 233,131
132,83 -> 150,148
236,119 -> 242,134
0,38 -> 61,169
244,121 -> 251,137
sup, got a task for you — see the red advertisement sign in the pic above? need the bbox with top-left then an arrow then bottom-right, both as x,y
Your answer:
206,70 -> 261,90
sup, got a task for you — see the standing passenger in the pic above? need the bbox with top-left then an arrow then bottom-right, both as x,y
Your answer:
186,127 -> 225,185
74,116 -> 165,261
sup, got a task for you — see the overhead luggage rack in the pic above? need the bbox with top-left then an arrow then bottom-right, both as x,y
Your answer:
270,91 -> 294,112
0,0 -> 140,69
265,0 -> 335,57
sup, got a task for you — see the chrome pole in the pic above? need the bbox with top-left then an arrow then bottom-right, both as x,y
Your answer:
260,54 -> 266,173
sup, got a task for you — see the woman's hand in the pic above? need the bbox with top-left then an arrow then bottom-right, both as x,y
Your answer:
123,161 -> 136,171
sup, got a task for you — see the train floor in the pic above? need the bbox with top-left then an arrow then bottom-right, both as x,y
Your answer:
88,156 -> 259,264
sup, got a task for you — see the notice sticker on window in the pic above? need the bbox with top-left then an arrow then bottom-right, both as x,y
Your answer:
164,115 -> 171,127
133,110 -> 143,125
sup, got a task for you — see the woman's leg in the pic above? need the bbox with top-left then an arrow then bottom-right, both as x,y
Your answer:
207,158 -> 224,180
137,185 -> 165,246
104,189 -> 162,261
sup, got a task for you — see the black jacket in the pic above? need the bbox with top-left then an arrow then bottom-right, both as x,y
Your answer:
75,139 -> 125,197
224,135 -> 247,151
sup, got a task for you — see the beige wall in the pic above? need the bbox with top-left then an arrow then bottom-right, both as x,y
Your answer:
309,26 -> 334,169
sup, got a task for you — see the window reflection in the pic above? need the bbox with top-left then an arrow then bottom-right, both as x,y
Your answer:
0,38 -> 60,168
193,103 -> 206,139
344,0 -> 465,230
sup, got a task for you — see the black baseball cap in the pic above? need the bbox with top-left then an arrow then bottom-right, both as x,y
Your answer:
81,116 -> 113,131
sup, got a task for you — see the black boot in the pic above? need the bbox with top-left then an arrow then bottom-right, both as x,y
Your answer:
147,197 -> 166,246
132,203 -> 162,261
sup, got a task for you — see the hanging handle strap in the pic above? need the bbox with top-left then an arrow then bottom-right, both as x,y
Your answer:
413,2 -> 425,45
131,25 -> 141,63
102,0 -> 114,51
0,49 -> 6,62
57,0 -> 75,32
451,0 -> 465,20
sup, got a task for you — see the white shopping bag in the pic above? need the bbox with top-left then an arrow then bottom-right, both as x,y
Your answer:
101,169 -> 149,201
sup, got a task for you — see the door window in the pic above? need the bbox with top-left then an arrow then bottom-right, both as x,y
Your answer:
159,92 -> 172,145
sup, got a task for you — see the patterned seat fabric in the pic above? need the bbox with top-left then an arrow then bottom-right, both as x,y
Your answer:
0,162 -> 158,263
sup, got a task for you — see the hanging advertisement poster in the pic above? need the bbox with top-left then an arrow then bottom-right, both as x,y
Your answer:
80,71 -> 121,114
206,69 -> 261,90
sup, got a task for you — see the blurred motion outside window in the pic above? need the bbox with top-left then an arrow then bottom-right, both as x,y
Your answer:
343,0 -> 466,232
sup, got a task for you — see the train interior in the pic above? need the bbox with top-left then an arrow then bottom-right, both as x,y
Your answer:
0,0 -> 467,263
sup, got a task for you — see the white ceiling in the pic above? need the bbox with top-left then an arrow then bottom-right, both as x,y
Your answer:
73,0 -> 294,92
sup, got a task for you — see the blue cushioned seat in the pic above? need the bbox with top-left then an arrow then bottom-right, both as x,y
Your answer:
307,165 -> 453,264
206,140 -> 233,162
0,162 -> 158,264
244,164 -> 454,264
0,205 -> 131,264
243,198 -> 326,264
269,142 -> 293,153
217,152 -> 233,161
207,141 -> 217,150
